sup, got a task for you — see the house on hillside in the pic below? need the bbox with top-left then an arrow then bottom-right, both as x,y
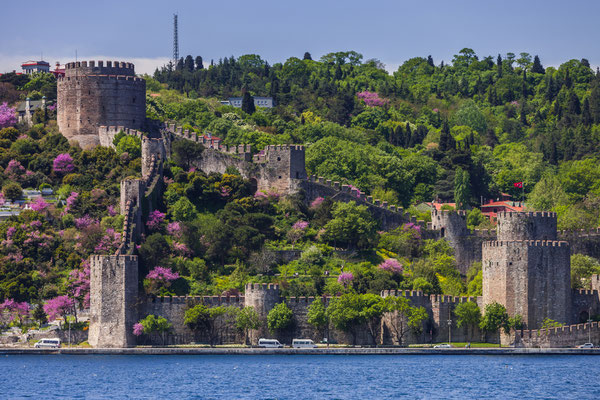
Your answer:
221,96 -> 274,108
21,60 -> 50,74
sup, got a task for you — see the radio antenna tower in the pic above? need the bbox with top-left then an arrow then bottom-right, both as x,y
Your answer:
173,14 -> 179,65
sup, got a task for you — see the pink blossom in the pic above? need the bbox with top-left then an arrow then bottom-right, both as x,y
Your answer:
68,263 -> 91,308
30,220 -> 42,229
254,191 -> 268,200
146,210 -> 166,231
30,197 -> 50,212
338,271 -> 354,287
378,259 -> 404,274
166,222 -> 182,238
53,153 -> 74,174
173,241 -> 191,257
220,186 -> 232,198
133,322 -> 144,336
146,266 -> 179,282
310,197 -> 324,209
0,102 -> 17,128
0,299 -> 29,322
63,192 -> 79,214
43,296 -> 75,321
75,215 -> 96,229
107,205 -> 117,217
6,226 -> 16,239
432,108 -> 439,113
5,159 -> 25,181
292,221 -> 309,230
94,228 -> 121,253
357,91 -> 389,107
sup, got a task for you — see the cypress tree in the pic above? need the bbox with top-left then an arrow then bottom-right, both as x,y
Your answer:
496,54 -> 503,78
531,55 -> 545,74
567,92 -> 581,115
520,102 -> 527,126
589,85 -> 600,123
176,57 -> 184,71
195,56 -> 204,70
241,91 -> 256,114
405,123 -> 412,147
427,55 -> 434,67
545,76 -> 555,101
303,52 -> 312,60
564,70 -> 573,89
184,55 -> 195,72
334,64 -> 342,80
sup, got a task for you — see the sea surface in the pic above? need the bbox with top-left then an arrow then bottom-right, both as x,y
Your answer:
0,354 -> 598,399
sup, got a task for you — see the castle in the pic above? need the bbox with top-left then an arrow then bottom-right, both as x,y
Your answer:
57,61 -> 146,149
57,61 -> 600,347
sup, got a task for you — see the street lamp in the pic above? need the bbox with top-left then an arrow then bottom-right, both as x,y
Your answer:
588,307 -> 593,344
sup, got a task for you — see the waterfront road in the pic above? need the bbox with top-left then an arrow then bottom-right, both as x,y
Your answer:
1,347 -> 600,355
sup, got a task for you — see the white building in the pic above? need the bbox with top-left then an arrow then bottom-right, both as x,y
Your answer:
221,96 -> 274,109
21,60 -> 50,74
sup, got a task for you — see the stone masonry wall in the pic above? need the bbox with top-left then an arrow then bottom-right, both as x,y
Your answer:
514,322 -> 600,348
88,255 -> 139,348
57,60 -> 145,149
482,241 -> 571,328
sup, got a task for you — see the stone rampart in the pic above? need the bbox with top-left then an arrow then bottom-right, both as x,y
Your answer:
514,322 -> 600,348
483,240 -> 571,329
98,126 -> 144,148
57,61 -> 145,148
496,211 -> 557,241
571,289 -> 600,323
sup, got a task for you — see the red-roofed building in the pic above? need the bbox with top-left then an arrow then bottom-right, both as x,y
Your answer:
52,62 -> 65,78
21,60 -> 50,74
480,197 -> 524,219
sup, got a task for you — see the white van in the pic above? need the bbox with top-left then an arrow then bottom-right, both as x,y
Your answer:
34,338 -> 61,349
258,338 -> 283,348
292,339 -> 316,348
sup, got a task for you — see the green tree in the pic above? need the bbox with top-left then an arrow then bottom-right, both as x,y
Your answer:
454,301 -> 481,338
172,139 -> 204,170
3,182 -> 23,201
360,293 -> 386,345
326,293 -> 363,345
115,135 -> 141,159
235,306 -> 261,345
307,297 -> 328,339
32,302 -> 47,327
322,201 -> 377,249
570,254 -> 600,289
479,302 -> 510,346
241,91 -> 256,114
170,197 -> 198,222
384,296 -> 427,346
138,314 -> 172,345
453,168 -> 471,209
531,55 -> 545,74
267,302 -> 294,334
184,304 -> 234,346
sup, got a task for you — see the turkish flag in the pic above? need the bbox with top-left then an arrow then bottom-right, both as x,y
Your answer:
514,182 -> 523,188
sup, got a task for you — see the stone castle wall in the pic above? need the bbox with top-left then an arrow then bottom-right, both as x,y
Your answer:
57,60 -> 146,149
482,240 -> 571,328
513,321 -> 600,348
88,255 -> 139,348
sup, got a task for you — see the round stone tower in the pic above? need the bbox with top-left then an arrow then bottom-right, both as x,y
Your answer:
244,283 -> 281,343
496,211 -> 557,241
430,210 -> 469,241
57,60 -> 146,149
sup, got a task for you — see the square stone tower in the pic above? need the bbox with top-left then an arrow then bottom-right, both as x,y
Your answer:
482,212 -> 571,328
88,255 -> 139,348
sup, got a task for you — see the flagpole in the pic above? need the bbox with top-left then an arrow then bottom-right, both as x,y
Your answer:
522,182 -> 525,205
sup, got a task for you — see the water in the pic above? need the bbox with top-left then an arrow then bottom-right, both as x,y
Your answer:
0,355 -> 598,399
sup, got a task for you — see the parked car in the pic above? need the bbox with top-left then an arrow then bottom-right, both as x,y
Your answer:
292,339 -> 317,348
258,338 -> 283,348
433,343 -> 452,348
576,343 -> 594,348
34,338 -> 61,349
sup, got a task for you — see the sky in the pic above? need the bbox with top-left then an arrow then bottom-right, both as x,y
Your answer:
1,0 -> 599,75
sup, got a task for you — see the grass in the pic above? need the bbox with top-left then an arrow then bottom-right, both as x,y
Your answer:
409,342 -> 507,348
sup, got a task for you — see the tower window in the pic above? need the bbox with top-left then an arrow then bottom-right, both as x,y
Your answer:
133,97 -> 136,103
277,157 -> 281,161
278,176 -> 282,179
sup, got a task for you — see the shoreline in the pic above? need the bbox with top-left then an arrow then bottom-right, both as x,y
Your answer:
1,347 -> 599,356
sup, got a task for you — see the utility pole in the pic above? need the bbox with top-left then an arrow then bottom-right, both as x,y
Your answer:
173,14 -> 179,65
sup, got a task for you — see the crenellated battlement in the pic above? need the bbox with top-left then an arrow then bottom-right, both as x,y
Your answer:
430,294 -> 478,304
150,295 -> 244,306
521,321 -> 600,337
63,60 -> 136,78
245,283 -> 280,292
431,209 -> 468,217
483,240 -> 569,248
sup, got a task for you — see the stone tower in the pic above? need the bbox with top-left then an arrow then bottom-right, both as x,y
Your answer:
253,145 -> 307,193
430,210 -> 479,274
57,61 -> 146,148
88,255 -> 139,348
244,283 -> 281,343
482,212 -> 571,328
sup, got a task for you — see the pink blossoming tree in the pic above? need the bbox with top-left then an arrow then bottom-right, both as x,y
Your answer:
0,102 -> 17,128
338,271 -> 354,287
377,258 -> 404,274
145,266 -> 180,295
146,210 -> 166,231
43,296 -> 75,327
52,153 -> 75,174
0,299 -> 29,325
356,91 -> 389,107
30,197 -> 50,212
